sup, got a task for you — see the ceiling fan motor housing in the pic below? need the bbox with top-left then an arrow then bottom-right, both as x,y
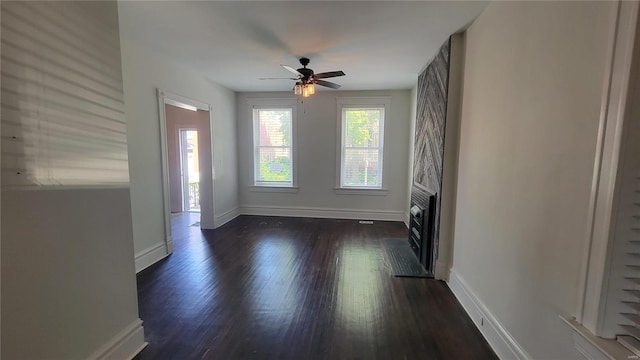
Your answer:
297,58 -> 314,83
297,68 -> 314,82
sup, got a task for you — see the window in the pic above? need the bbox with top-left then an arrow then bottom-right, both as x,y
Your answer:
338,98 -> 388,189
252,104 -> 295,187
569,3 -> 639,357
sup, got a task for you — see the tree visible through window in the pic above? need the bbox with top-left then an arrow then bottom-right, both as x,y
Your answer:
341,107 -> 384,188
254,108 -> 293,185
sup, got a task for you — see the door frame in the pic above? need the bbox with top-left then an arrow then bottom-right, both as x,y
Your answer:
157,89 -> 214,254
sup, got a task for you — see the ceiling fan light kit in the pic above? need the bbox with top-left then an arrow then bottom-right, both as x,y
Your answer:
304,83 -> 315,97
261,57 -> 345,97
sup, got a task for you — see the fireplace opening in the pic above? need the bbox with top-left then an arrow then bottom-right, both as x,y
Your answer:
409,185 -> 436,276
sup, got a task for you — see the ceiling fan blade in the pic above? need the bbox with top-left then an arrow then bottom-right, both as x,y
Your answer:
314,71 -> 345,79
281,65 -> 302,76
259,77 -> 298,80
315,79 -> 341,89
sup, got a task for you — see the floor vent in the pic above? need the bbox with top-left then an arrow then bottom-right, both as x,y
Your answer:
359,220 -> 374,224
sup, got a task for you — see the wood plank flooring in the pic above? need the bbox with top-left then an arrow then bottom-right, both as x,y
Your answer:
136,213 -> 497,359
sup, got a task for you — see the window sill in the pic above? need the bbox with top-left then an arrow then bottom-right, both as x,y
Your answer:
334,188 -> 388,196
250,186 -> 299,193
560,316 -> 634,360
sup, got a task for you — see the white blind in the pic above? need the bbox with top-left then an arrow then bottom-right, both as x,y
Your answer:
1,1 -> 129,188
615,124 -> 640,354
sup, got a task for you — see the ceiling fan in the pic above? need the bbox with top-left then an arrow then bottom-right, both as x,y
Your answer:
260,57 -> 346,97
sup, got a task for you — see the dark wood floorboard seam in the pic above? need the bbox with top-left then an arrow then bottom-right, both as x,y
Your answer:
136,214 -> 497,360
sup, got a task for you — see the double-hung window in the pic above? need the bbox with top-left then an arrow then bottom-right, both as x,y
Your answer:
337,97 -> 389,189
252,100 -> 296,187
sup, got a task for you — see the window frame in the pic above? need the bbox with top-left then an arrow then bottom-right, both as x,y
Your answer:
565,2 -> 640,358
249,98 -> 298,189
336,97 -> 390,191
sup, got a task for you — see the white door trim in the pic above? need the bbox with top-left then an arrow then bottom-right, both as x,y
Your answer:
157,89 -> 214,254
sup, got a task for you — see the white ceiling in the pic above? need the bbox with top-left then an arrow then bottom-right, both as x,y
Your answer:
118,1 -> 488,92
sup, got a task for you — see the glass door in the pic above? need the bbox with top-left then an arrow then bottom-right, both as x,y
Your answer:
179,129 -> 200,212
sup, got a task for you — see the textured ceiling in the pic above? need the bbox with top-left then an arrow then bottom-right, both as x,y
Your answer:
118,1 -> 488,92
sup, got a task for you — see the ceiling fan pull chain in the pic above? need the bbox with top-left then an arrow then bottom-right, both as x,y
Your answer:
301,98 -> 306,114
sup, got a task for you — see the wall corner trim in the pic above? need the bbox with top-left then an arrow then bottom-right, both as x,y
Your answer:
448,269 -> 531,360
135,242 -> 170,273
215,207 -> 241,228
87,318 -> 147,360
434,260 -> 450,281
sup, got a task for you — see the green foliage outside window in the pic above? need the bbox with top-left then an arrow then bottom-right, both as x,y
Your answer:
345,110 -> 379,147
259,156 -> 291,182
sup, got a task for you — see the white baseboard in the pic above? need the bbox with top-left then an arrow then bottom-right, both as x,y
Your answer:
166,237 -> 174,253
214,207 -> 240,228
434,260 -> 450,281
239,205 -> 405,222
448,269 -> 530,360
135,241 -> 169,273
87,318 -> 147,360
404,211 -> 410,228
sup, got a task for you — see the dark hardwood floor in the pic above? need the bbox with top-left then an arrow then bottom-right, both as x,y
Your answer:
136,213 -> 497,360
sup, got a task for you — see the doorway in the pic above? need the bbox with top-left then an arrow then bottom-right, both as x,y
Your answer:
157,89 -> 215,255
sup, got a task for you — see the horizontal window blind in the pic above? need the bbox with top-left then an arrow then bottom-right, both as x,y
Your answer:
616,119 -> 640,354
616,176 -> 640,354
1,1 -> 129,188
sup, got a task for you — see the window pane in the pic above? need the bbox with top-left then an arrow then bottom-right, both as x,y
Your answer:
258,147 -> 292,182
258,110 -> 291,146
344,109 -> 381,147
342,149 -> 379,187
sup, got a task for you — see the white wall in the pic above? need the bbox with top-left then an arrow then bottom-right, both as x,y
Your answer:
236,90 -> 411,220
449,1 -> 615,359
118,4 -> 238,270
437,34 -> 464,280
2,189 -> 143,359
1,2 -> 144,358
